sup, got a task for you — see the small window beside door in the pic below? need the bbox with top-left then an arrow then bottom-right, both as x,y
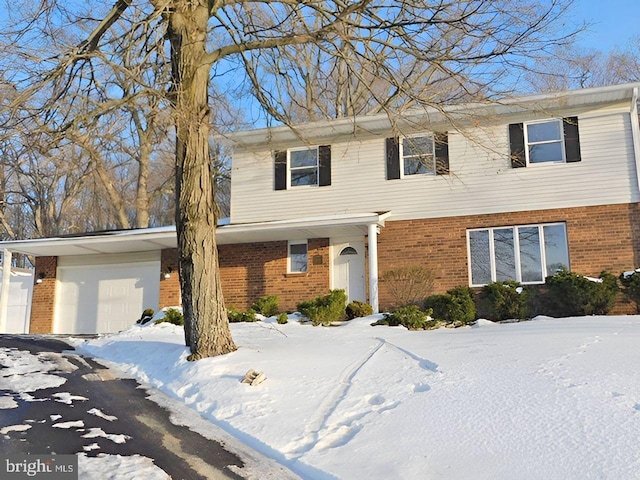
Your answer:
288,241 -> 308,273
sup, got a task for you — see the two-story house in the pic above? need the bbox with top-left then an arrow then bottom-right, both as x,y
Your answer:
2,82 -> 640,334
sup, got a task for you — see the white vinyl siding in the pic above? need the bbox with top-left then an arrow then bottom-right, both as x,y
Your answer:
230,110 -> 638,224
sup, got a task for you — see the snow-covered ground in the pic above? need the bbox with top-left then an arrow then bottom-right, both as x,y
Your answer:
67,314 -> 640,480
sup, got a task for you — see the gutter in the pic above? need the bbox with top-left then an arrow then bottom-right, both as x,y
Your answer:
631,87 -> 640,197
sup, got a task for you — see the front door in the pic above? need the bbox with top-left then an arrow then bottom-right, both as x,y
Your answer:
332,240 -> 366,303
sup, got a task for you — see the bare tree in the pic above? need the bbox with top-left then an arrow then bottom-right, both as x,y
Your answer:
525,38 -> 640,91
0,0 -> 580,359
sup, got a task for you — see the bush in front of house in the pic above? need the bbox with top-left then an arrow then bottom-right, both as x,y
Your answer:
534,269 -> 619,317
276,312 -> 289,324
345,300 -> 373,320
424,286 -> 477,325
477,281 -> 528,322
381,265 -> 435,307
227,307 -> 258,323
157,307 -> 184,326
251,295 -> 279,317
372,305 -> 437,330
137,308 -> 155,324
297,289 -> 347,326
619,269 -> 640,312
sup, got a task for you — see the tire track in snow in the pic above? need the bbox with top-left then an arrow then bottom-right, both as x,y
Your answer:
284,338 -> 439,457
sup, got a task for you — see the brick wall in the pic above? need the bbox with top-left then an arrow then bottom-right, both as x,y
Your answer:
29,256 -> 57,333
159,248 -> 181,308
219,238 -> 330,311
377,203 -> 640,312
158,239 -> 331,313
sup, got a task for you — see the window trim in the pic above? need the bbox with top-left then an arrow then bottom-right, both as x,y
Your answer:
287,240 -> 308,274
287,147 -> 319,188
399,134 -> 436,178
523,118 -> 566,165
467,222 -> 569,287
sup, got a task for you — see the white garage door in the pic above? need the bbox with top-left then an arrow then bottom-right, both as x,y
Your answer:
54,255 -> 160,334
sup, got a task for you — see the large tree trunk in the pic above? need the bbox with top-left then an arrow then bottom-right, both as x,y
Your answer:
168,2 -> 236,359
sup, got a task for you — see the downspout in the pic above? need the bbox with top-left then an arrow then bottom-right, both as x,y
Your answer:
631,87 -> 640,197
0,249 -> 12,333
368,223 -> 379,313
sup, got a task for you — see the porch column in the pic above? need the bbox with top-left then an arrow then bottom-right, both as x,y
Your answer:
0,249 -> 11,333
368,223 -> 379,313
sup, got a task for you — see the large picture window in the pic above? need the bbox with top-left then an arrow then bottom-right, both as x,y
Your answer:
468,223 -> 569,286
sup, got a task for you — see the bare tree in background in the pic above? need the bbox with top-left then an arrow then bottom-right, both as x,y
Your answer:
525,38 -> 640,91
0,0 -> 580,359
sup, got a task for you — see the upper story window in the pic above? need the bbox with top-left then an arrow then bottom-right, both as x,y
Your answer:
467,222 -> 569,286
386,132 -> 449,180
401,135 -> 435,176
289,147 -> 318,187
509,117 -> 581,168
274,146 -> 331,190
525,120 -> 564,164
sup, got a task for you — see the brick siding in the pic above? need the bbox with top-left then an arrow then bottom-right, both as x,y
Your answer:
29,256 -> 57,333
159,248 -> 181,308
29,203 -> 640,330
159,239 -> 331,313
377,203 -> 640,312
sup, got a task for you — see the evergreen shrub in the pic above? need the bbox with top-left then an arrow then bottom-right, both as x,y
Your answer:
251,295 -> 279,317
424,286 -> 476,325
227,307 -> 258,323
297,289 -> 347,326
157,308 -> 184,326
477,281 -> 528,321
345,300 -> 373,320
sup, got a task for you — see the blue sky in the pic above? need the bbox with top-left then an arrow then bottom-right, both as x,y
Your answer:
573,0 -> 639,52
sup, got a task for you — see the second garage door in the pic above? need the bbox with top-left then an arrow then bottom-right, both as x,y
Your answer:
54,253 -> 161,334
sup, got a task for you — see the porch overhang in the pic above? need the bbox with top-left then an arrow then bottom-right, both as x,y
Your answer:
0,212 -> 390,257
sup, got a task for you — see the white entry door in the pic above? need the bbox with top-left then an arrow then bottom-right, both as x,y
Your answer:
332,240 -> 366,303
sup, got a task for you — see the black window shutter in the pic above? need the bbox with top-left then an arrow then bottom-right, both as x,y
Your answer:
563,117 -> 581,163
274,150 -> 287,190
434,132 -> 449,175
386,137 -> 400,180
508,123 -> 526,168
318,145 -> 331,186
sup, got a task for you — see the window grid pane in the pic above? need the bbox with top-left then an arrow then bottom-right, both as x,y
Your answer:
469,230 -> 492,285
543,224 -> 570,276
493,228 -> 516,281
525,120 -> 564,164
402,135 -> 435,176
518,226 -> 543,282
289,243 -> 308,273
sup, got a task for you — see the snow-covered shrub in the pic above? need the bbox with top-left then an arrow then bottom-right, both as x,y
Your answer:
156,308 -> 184,326
251,295 -> 279,317
477,281 -> 528,321
533,270 -> 618,317
619,270 -> 640,312
297,289 -> 347,326
345,300 -> 373,320
227,307 -> 258,323
424,286 -> 477,325
381,266 -> 435,307
276,312 -> 288,324
373,305 -> 437,330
